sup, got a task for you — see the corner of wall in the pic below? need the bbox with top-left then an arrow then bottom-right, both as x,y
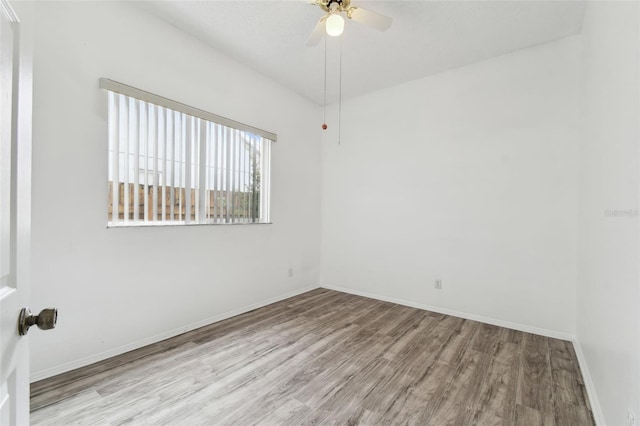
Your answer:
572,339 -> 606,425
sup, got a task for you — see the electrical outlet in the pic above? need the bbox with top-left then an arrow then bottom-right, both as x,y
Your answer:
435,279 -> 442,290
629,409 -> 636,426
288,268 -> 293,278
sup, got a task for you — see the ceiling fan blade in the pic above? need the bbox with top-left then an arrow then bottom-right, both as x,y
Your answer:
306,16 -> 327,46
348,7 -> 392,32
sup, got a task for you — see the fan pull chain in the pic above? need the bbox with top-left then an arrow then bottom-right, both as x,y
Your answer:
338,36 -> 342,145
322,34 -> 327,130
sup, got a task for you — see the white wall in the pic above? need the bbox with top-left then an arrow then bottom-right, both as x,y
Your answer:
29,1 -> 321,379
321,36 -> 581,336
577,3 -> 640,425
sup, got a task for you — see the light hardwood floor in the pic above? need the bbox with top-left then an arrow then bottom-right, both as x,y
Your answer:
30,289 -> 594,425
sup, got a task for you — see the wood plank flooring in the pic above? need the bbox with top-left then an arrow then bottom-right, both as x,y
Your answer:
30,289 -> 594,425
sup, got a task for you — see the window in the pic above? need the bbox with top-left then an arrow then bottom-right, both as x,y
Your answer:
101,79 -> 275,227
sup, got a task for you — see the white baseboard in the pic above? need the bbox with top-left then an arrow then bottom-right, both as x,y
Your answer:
30,285 -> 319,383
321,284 -> 576,341
572,339 -> 605,426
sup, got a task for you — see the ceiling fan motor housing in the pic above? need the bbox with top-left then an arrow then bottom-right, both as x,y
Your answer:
320,0 -> 351,13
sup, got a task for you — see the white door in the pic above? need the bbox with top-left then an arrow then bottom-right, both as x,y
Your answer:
0,0 -> 32,424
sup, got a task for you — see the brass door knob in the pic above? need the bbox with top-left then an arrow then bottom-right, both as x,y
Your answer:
18,307 -> 58,336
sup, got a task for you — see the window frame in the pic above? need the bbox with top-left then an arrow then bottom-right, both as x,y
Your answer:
101,79 -> 275,228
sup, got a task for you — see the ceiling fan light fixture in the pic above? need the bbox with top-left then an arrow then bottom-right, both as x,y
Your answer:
325,13 -> 344,37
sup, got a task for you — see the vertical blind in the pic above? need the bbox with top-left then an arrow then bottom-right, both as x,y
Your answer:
104,81 -> 273,227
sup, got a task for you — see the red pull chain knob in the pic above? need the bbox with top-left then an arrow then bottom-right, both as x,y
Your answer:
322,123 -> 328,130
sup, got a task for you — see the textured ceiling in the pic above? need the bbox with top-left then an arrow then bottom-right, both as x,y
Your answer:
140,1 -> 586,105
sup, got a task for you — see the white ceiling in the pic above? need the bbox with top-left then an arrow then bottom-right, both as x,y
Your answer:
140,1 -> 586,105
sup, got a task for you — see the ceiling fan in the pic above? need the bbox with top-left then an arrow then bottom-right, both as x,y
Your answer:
306,0 -> 393,46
